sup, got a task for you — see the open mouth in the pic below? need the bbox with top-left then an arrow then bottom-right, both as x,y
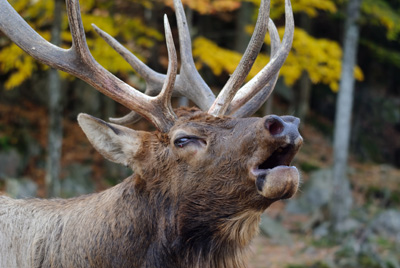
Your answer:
259,144 -> 295,169
251,142 -> 301,200
252,144 -> 297,177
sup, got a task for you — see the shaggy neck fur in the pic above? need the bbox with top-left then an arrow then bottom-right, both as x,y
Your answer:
0,175 -> 268,268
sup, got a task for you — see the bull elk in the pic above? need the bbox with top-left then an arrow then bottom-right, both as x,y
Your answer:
0,0 -> 301,267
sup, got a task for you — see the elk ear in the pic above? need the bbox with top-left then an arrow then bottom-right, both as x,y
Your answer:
77,113 -> 141,166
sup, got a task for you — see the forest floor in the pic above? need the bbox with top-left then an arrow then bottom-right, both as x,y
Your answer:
249,234 -> 337,268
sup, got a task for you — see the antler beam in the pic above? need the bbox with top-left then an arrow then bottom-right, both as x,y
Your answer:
228,0 -> 294,117
92,0 -> 217,125
0,0 -> 177,132
229,18 -> 281,118
207,0 -> 270,116
0,0 -> 294,127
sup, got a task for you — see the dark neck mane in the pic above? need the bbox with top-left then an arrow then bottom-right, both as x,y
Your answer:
120,175 -> 264,268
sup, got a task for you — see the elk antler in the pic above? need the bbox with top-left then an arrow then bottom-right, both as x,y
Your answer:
97,0 -> 293,121
0,0 -> 294,127
92,0 -> 217,125
226,18 -> 281,118
209,0 -> 294,117
0,0 -> 177,132
207,0 -> 270,116
92,0 -> 288,124
227,0 -> 294,117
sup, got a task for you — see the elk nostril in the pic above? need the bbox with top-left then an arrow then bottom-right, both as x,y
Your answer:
265,116 -> 284,136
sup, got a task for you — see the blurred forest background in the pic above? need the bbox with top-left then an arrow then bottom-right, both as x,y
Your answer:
0,0 -> 399,267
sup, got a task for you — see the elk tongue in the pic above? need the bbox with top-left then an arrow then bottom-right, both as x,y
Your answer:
255,166 -> 299,200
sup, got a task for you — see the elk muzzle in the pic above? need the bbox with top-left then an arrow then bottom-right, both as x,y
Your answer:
252,115 -> 302,200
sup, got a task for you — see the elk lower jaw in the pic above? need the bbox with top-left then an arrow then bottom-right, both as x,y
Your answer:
253,166 -> 299,200
251,145 -> 300,200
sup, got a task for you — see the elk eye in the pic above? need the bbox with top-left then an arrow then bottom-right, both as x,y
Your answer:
174,137 -> 193,148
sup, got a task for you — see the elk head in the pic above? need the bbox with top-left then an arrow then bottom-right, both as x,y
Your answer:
0,0 -> 301,251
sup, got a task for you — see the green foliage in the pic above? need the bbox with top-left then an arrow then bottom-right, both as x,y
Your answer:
286,262 -> 330,268
299,161 -> 320,172
365,186 -> 400,207
0,136 -> 12,151
311,236 -> 340,248
359,0 -> 400,74
361,40 -> 400,69
333,235 -> 400,268
362,0 -> 400,41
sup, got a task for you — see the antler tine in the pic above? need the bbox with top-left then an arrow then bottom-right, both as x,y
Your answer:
92,24 -> 165,97
155,15 -> 178,120
228,0 -> 294,117
106,16 -> 178,126
0,0 -> 177,132
228,18 -> 281,117
94,23 -> 215,110
92,25 -> 163,125
173,0 -> 216,110
208,0 -> 270,116
92,0 -> 217,125
108,111 -> 142,125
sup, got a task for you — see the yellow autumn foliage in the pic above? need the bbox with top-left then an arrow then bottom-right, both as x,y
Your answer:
188,0 -> 362,92
0,0 -> 372,92
163,0 -> 241,14
193,26 -> 364,92
362,0 -> 400,40
285,28 -> 363,91
0,0 -> 162,89
283,27 -> 344,91
247,0 -> 337,18
192,37 -> 269,81
0,43 -> 37,89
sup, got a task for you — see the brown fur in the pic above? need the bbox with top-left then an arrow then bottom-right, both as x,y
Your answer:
0,109 -> 302,268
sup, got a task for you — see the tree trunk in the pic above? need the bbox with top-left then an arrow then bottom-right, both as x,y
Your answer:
292,14 -> 311,125
234,1 -> 253,53
329,0 -> 362,231
297,71 -> 311,126
263,93 -> 274,115
45,0 -> 63,197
